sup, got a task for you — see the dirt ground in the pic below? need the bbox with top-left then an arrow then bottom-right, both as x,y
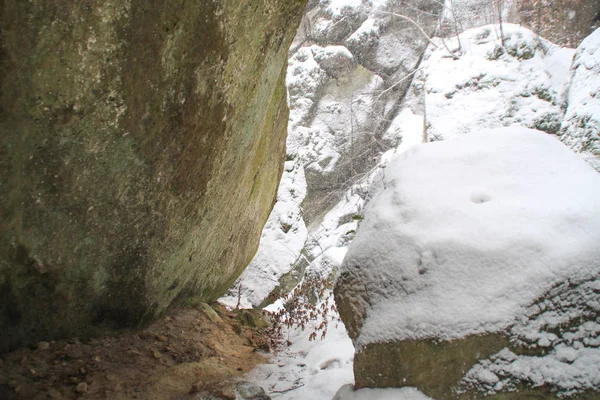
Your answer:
0,304 -> 274,400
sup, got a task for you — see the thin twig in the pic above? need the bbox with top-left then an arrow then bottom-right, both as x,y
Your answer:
376,67 -> 424,102
271,383 -> 306,394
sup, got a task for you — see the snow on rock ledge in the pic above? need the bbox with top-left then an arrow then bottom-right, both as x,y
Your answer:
334,127 -> 600,399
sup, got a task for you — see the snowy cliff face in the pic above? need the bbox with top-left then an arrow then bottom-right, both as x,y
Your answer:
291,0 -> 442,225
560,28 -> 600,171
417,24 -> 600,171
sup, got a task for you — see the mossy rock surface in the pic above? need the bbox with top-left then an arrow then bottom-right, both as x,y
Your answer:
0,0 -> 306,352
354,335 -> 508,399
354,336 -> 600,400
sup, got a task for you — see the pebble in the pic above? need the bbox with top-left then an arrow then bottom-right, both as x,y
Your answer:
156,334 -> 167,342
76,382 -> 88,393
37,341 -> 50,350
236,382 -> 270,400
198,303 -> 223,323
189,381 -> 204,394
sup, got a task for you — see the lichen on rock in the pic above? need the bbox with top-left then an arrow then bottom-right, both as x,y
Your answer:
0,0 -> 306,352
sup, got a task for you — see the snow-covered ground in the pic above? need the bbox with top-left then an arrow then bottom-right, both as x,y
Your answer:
420,23 -> 575,141
246,307 -> 355,399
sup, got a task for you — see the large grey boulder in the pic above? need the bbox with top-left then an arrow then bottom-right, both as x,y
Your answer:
334,127 -> 600,399
0,0 -> 306,352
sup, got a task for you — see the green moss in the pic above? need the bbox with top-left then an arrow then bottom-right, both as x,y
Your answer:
354,335 -> 511,400
0,0 -> 307,352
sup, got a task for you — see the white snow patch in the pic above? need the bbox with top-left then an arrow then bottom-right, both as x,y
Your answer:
347,17 -> 380,44
383,108 -> 425,154
312,45 -> 354,62
287,47 -> 328,129
248,316 -> 354,400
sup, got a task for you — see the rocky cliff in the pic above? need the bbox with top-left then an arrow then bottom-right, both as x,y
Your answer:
0,0 -> 306,352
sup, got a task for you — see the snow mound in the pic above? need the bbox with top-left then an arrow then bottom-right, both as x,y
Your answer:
338,126 -> 600,347
560,28 -> 600,171
421,24 -> 575,141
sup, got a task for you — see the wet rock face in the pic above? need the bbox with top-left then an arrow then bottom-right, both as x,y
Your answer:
0,0 -> 306,352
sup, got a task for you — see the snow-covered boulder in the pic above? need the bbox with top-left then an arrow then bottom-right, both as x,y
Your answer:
311,45 -> 356,78
334,127 -> 600,399
560,28 -> 600,171
309,0 -> 368,45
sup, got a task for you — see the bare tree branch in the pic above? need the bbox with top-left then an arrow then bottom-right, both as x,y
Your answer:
376,67 -> 424,102
374,10 -> 439,48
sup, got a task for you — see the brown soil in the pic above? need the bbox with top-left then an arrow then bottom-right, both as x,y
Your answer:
0,304 -> 272,400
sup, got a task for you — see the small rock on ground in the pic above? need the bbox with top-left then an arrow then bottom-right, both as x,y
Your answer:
237,382 -> 270,399
76,382 -> 88,393
37,341 -> 50,350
